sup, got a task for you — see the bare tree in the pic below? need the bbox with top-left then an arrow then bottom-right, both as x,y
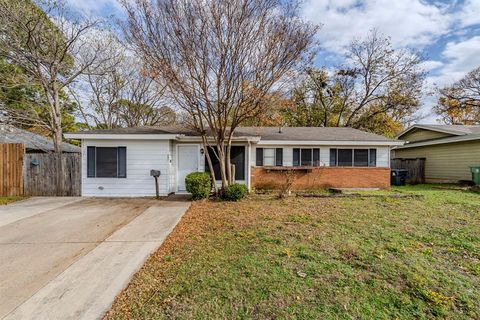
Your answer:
0,0 -> 113,152
122,0 -> 318,191
283,30 -> 425,136
72,38 -> 173,129
435,66 -> 480,124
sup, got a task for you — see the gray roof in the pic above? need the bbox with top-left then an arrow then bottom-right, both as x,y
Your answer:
236,127 -> 395,141
72,125 -> 200,136
395,124 -> 480,149
399,124 -> 480,137
0,124 -> 81,153
69,125 -> 396,142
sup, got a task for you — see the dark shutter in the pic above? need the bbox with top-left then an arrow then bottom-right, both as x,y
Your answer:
293,148 -> 300,166
354,149 -> 369,167
275,148 -> 283,166
313,148 -> 320,166
338,149 -> 353,166
369,149 -> 377,167
87,146 -> 96,177
329,148 -> 337,167
256,148 -> 263,166
118,147 -> 127,178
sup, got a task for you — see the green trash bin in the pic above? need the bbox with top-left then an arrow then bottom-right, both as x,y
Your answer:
471,166 -> 480,185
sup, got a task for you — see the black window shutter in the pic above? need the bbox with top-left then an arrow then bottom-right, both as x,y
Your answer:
313,148 -> 320,166
256,148 -> 263,166
275,148 -> 283,166
87,146 -> 96,177
329,148 -> 337,167
293,148 -> 300,166
369,149 -> 377,167
118,147 -> 127,178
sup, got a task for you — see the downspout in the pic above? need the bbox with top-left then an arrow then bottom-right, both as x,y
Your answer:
247,140 -> 252,191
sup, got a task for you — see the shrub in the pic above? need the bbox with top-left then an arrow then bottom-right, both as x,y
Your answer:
223,183 -> 248,201
185,172 -> 212,200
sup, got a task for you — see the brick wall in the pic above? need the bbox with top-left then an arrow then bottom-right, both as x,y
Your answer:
251,167 -> 391,190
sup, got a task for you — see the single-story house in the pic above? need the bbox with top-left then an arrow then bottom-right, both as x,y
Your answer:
392,124 -> 480,183
0,124 -> 80,153
64,126 -> 403,197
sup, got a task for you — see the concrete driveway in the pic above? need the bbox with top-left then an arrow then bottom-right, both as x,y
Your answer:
0,196 -> 190,320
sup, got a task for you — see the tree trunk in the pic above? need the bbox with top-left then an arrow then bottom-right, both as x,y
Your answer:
216,142 -> 229,190
201,136 -> 219,195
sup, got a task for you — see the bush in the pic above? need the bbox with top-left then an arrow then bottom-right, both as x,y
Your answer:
185,172 -> 212,200
222,183 -> 248,201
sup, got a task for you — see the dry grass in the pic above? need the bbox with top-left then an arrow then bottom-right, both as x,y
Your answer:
105,185 -> 480,319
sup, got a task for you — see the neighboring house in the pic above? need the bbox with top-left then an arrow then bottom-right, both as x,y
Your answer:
0,124 -> 80,153
64,126 -> 403,197
393,124 -> 480,183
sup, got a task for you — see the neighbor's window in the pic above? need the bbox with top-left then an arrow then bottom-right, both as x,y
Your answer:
329,148 -> 377,167
293,148 -> 320,167
87,146 -> 127,178
255,148 -> 283,166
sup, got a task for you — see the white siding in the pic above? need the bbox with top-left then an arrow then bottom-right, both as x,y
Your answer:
82,139 -> 172,197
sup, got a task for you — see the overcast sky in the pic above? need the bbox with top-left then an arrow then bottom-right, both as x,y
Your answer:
66,0 -> 480,124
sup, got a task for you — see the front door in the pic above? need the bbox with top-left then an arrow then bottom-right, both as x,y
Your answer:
177,145 -> 199,191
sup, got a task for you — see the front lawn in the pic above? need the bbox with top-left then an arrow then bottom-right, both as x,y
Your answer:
106,185 -> 480,319
0,196 -> 26,205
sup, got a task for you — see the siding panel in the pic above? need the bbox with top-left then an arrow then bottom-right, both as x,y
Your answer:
82,140 -> 171,197
393,140 -> 480,182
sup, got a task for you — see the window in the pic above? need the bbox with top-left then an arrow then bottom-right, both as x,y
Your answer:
293,148 -> 320,167
255,148 -> 283,167
354,149 -> 368,167
264,148 -> 275,166
87,146 -> 127,178
338,149 -> 353,166
329,148 -> 377,167
205,146 -> 245,180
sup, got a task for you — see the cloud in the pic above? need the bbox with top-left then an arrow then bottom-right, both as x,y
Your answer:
302,0 -> 452,52
429,36 -> 480,87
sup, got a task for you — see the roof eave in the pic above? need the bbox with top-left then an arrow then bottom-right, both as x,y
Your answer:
64,133 -> 180,140
257,140 -> 404,146
394,135 -> 480,149
396,124 -> 466,139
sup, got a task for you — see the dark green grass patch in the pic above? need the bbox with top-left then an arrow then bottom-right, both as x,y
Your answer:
106,185 -> 480,319
0,196 -> 27,205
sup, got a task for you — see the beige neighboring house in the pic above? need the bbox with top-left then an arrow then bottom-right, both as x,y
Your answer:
393,124 -> 480,183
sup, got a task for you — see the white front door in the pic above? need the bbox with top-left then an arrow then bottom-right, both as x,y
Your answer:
177,145 -> 199,191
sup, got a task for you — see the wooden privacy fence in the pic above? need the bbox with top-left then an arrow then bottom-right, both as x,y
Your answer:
24,153 -> 81,196
391,158 -> 426,184
0,143 -> 25,196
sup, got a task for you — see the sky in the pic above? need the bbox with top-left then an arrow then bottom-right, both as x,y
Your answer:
65,0 -> 480,124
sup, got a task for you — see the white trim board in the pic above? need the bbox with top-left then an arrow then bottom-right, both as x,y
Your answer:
256,140 -> 404,146
64,134 -> 179,140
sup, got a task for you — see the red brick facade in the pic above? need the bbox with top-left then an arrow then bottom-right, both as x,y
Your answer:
251,167 -> 391,190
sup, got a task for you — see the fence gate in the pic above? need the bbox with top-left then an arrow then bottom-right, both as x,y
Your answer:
391,158 -> 426,184
0,143 -> 25,196
24,153 -> 81,196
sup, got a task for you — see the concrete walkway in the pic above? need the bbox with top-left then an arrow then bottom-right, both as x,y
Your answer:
0,197 -> 190,320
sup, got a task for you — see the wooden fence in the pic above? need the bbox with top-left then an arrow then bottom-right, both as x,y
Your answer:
0,143 -> 25,196
391,158 -> 426,184
24,153 -> 81,196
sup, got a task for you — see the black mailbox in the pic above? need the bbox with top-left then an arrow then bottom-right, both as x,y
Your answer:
150,170 -> 161,177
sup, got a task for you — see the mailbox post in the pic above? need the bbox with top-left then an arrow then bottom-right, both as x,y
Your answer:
150,170 -> 161,199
